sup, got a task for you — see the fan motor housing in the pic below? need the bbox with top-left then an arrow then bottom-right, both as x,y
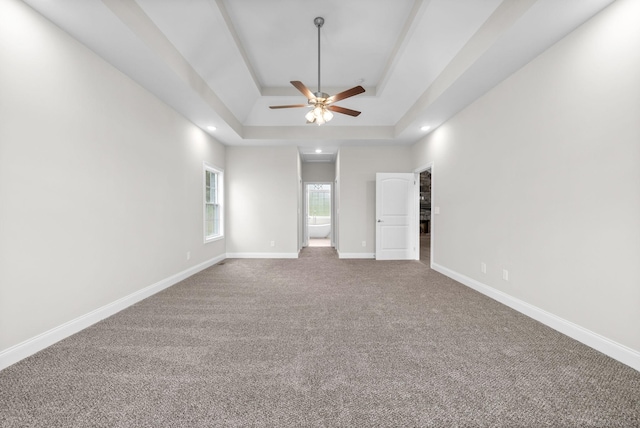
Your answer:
310,92 -> 330,103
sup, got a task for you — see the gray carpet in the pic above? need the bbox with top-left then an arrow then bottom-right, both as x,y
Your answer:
1,248 -> 639,427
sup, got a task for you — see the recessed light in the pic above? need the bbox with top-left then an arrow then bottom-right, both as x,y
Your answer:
421,126 -> 431,131
315,149 -> 322,153
207,126 -> 216,131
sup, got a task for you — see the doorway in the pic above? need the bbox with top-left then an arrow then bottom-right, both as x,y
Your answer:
305,183 -> 332,247
417,165 -> 432,265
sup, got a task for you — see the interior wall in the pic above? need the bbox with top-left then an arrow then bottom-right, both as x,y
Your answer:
0,0 -> 226,352
301,162 -> 336,183
334,152 -> 341,251
297,153 -> 303,251
225,146 -> 300,256
410,0 -> 640,353
337,146 -> 412,257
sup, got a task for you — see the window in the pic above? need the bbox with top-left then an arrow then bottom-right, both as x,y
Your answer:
308,184 -> 331,216
204,163 -> 223,242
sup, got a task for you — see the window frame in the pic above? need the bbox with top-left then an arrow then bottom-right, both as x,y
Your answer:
203,162 -> 224,243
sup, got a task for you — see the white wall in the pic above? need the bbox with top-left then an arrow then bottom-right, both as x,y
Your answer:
301,162 -> 336,183
225,146 -> 300,257
337,146 -> 412,257
297,153 -> 303,251
0,0 -> 227,356
334,152 -> 342,250
411,0 -> 640,357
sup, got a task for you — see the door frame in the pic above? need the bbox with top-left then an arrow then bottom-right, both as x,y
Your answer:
414,162 -> 434,267
303,181 -> 334,247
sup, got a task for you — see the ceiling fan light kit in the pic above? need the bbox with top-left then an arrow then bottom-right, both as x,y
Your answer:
269,17 -> 365,125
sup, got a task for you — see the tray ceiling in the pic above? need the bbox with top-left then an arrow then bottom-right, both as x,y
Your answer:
23,0 -> 615,159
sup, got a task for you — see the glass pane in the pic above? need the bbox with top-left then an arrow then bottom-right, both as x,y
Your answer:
308,184 -> 331,217
213,205 -> 219,235
205,171 -> 211,203
208,172 -> 217,204
205,203 -> 221,238
205,204 -> 214,236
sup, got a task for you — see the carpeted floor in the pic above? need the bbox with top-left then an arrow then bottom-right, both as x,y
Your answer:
1,248 -> 639,427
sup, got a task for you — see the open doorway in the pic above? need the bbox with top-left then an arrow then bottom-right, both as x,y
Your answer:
418,167 -> 432,265
305,183 -> 332,247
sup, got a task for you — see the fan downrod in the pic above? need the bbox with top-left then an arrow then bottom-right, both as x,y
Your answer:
267,15 -> 365,122
314,17 -> 324,93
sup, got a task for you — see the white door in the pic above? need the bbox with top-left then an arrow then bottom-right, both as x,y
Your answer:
376,173 -> 417,260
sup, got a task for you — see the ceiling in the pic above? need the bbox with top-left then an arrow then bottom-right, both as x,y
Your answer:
23,0 -> 614,161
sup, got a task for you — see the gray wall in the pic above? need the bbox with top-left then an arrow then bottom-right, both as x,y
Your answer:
225,146 -> 300,257
0,0 -> 226,352
410,0 -> 640,354
337,146 -> 412,257
301,162 -> 336,183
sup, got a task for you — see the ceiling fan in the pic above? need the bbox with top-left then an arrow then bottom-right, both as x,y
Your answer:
269,17 -> 365,125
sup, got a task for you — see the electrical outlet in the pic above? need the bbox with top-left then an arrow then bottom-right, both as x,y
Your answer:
362,241 -> 366,247
481,262 -> 486,274
186,251 -> 191,260
270,241 -> 275,247
434,207 -> 440,214
502,269 -> 509,281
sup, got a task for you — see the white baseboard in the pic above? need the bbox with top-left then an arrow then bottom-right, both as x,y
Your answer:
0,254 -> 226,371
337,252 -> 375,259
431,262 -> 640,372
226,252 -> 298,259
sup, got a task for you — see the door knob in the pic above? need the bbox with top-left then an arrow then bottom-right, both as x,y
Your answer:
377,219 -> 383,222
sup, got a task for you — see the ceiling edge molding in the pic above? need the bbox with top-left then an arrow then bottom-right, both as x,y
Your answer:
213,0 -> 262,94
376,0 -> 430,96
394,0 -> 537,134
101,0 -> 243,136
243,126 -> 395,140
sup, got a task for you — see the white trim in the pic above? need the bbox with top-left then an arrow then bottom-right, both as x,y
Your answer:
338,252 -> 375,259
431,262 -> 640,372
0,254 -> 226,371
205,235 -> 224,244
414,162 -> 433,174
226,252 -> 299,259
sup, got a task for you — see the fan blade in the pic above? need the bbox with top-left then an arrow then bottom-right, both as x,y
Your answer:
290,81 -> 315,100
327,105 -> 361,117
269,104 -> 309,109
327,85 -> 365,104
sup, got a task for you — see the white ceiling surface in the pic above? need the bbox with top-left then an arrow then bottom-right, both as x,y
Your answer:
23,0 -> 614,161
